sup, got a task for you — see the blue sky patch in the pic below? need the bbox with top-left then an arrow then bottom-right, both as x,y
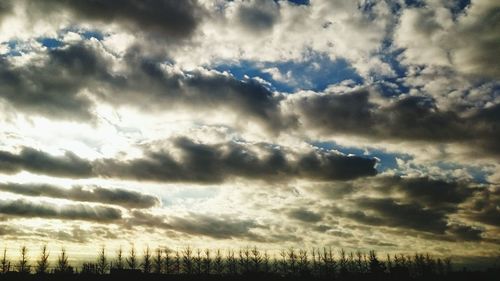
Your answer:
214,54 -> 363,93
287,0 -> 310,5
310,141 -> 411,172
38,38 -> 64,49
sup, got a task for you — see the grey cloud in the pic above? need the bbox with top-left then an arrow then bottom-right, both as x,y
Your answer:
128,210 -> 262,240
0,1 -> 11,21
95,137 -> 377,183
117,51 -> 293,132
50,225 -> 118,243
0,183 -> 160,209
296,151 -> 377,181
292,90 -> 500,155
0,147 -> 92,178
0,224 -> 23,237
396,2 -> 500,78
292,90 -> 374,136
2,42 -> 293,132
338,198 -> 449,234
28,0 -> 204,38
447,224 -> 483,242
378,176 -> 477,211
0,198 -> 122,222
293,90 -> 465,141
0,139 -> 377,182
169,214 -> 260,240
0,44 -> 109,120
467,188 -> 500,227
288,208 -> 323,223
236,0 -> 280,33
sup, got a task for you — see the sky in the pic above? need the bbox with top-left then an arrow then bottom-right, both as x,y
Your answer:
0,0 -> 499,266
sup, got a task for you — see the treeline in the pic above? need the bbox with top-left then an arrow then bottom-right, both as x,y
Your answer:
0,245 -> 497,280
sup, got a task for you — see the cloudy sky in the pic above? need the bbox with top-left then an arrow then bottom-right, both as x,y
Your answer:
0,0 -> 499,265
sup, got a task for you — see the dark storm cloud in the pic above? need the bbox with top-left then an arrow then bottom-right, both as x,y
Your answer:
287,208 -> 323,222
27,0 -> 204,38
378,176 -> 477,211
169,214 -> 261,240
400,2 -> 500,78
0,224 -> 24,237
0,138 -> 376,182
466,188 -> 500,227
447,224 -> 483,242
236,0 -> 279,33
117,50 -> 293,132
293,90 -> 465,141
337,198 -> 449,234
0,147 -> 92,177
95,137 -> 377,183
0,183 -> 160,209
0,0 -> 11,21
0,198 -> 122,222
296,151 -> 377,181
1,42 -> 292,132
128,210 -> 262,240
292,90 -> 500,155
0,44 -> 109,120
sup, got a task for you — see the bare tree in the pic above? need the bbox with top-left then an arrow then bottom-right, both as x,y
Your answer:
182,246 -> 193,274
203,249 -> 211,275
1,248 -> 11,274
55,248 -> 70,274
172,250 -> 181,274
226,249 -> 237,275
262,251 -> 270,274
127,245 -> 137,270
164,249 -> 172,274
153,247 -> 162,274
194,248 -> 202,274
115,246 -> 124,270
96,246 -> 108,275
142,246 -> 152,273
444,257 -> 452,275
17,246 -> 30,274
288,248 -> 297,275
279,249 -> 287,276
239,247 -> 251,274
298,249 -> 309,275
251,247 -> 262,273
35,245 -> 50,274
213,249 -> 223,275
368,250 -> 384,275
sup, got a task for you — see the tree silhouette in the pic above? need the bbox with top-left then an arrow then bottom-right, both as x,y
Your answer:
153,247 -> 162,274
182,246 -> 193,275
250,246 -> 261,273
298,249 -> 309,276
164,248 -> 172,274
194,248 -> 202,275
203,249 -> 211,275
172,250 -> 181,274
55,248 -> 71,274
35,245 -> 49,274
17,246 -> 30,274
142,245 -> 152,273
226,249 -> 237,275
127,245 -> 137,270
1,248 -> 11,274
0,243 -> 483,281
368,250 -> 384,276
96,246 -> 108,274
115,246 -> 124,270
213,249 -> 223,275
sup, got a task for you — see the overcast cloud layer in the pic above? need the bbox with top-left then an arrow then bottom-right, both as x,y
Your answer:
0,0 -> 498,265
